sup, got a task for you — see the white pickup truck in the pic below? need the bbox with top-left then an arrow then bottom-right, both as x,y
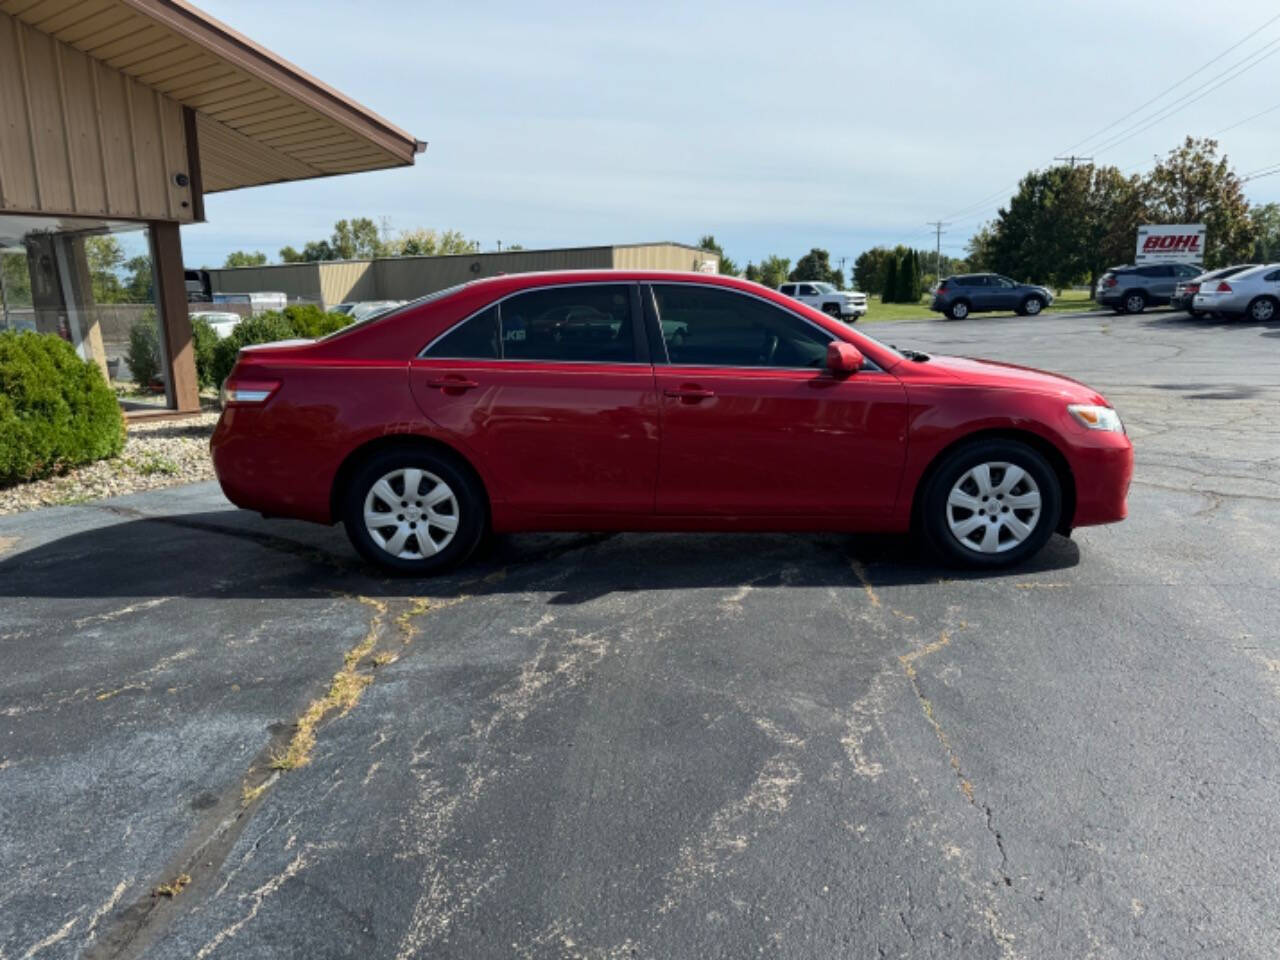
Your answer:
778,281 -> 867,322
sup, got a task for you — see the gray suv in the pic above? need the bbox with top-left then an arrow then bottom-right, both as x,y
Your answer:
930,274 -> 1054,320
1095,263 -> 1201,314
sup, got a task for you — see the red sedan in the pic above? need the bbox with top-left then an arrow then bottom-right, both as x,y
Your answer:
212,271 -> 1132,573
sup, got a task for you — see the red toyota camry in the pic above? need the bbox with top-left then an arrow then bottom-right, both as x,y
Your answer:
211,271 -> 1132,574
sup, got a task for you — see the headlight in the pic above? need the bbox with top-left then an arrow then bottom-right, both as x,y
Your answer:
1068,403 -> 1124,432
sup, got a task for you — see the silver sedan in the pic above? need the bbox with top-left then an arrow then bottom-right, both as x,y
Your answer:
1192,264 -> 1280,321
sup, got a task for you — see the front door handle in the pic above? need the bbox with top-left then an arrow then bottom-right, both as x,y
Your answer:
664,386 -> 715,401
427,377 -> 479,390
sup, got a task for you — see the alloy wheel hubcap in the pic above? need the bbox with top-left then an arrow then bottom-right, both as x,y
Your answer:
1026,299 -> 1041,314
363,468 -> 459,559
1254,300 -> 1274,320
946,462 -> 1041,554
1127,296 -> 1143,312
954,304 -> 968,318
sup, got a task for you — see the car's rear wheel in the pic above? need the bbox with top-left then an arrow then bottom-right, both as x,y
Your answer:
921,439 -> 1062,568
948,300 -> 970,320
1247,296 -> 1277,322
1186,307 -> 1201,318
342,447 -> 487,575
1021,295 -> 1044,316
1123,291 -> 1146,314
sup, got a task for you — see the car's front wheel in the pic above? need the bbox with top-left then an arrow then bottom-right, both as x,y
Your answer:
1021,295 -> 1044,316
342,446 -> 487,575
921,439 -> 1062,568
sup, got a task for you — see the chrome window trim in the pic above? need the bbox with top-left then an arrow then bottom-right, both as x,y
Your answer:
417,280 -> 646,364
646,280 -> 887,374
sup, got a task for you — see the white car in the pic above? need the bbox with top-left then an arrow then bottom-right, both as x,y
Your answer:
1191,264 -> 1280,321
348,300 -> 406,323
777,281 -> 867,321
190,310 -> 243,339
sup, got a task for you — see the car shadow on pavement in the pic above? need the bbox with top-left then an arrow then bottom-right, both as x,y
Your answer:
0,507 -> 1081,603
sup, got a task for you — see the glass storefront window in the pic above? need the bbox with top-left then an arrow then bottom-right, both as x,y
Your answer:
0,215 -> 170,411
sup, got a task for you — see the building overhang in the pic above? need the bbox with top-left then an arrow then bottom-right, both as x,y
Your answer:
2,0 -> 424,195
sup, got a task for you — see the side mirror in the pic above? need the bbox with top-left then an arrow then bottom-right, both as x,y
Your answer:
826,341 -> 864,375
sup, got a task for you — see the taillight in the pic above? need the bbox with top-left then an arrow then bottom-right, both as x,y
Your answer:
1187,283 -> 1200,293
936,284 -> 948,294
1216,281 -> 1232,293
220,378 -> 280,405
1103,276 -> 1117,288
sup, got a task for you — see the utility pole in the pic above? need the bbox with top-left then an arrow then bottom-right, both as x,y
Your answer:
926,221 -> 949,282
1053,155 -> 1094,168
496,240 -> 502,252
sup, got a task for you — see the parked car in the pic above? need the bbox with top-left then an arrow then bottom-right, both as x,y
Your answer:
212,271 -> 1132,575
1094,263 -> 1201,314
190,310 -> 243,339
930,274 -> 1054,320
1191,264 -> 1280,321
778,281 -> 867,321
212,291 -> 287,315
349,300 -> 406,323
329,302 -> 357,316
1170,264 -> 1258,316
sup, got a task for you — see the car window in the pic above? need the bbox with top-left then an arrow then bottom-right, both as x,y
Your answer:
499,284 -> 636,363
1266,269 -> 1280,282
1138,265 -> 1174,278
963,276 -> 988,287
651,284 -> 832,369
779,284 -> 795,295
1175,264 -> 1200,277
994,277 -> 1015,288
797,284 -> 817,296
422,304 -> 500,359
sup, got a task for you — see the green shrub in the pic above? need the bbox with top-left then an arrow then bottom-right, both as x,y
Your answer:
191,316 -> 219,390
125,311 -> 160,387
208,312 -> 297,388
0,331 -> 126,486
282,304 -> 351,339
205,306 -> 351,387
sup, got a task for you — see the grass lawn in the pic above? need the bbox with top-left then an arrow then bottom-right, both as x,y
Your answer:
860,288 -> 1099,324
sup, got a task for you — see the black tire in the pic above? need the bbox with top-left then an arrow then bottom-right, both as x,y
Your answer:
1021,295 -> 1044,316
920,438 -> 1062,569
1247,296 -> 1277,322
1186,307 -> 1200,318
341,445 -> 487,575
1122,291 -> 1146,314
947,300 -> 970,320
822,303 -> 843,320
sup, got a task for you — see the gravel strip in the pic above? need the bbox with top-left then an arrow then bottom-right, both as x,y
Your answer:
0,412 -> 221,515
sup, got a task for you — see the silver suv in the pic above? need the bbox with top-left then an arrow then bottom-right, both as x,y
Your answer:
1095,263 -> 1201,313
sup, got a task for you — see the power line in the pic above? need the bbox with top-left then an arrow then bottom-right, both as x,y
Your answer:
1054,155 -> 1094,168
1060,10 -> 1280,155
1214,98 -> 1280,136
922,13 -> 1280,245
1087,36 -> 1280,156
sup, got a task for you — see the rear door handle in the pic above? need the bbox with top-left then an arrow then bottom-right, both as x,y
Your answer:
664,387 -> 715,400
427,377 -> 479,390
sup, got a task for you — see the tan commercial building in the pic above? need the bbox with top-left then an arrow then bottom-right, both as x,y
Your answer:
0,0 -> 422,414
205,243 -> 721,309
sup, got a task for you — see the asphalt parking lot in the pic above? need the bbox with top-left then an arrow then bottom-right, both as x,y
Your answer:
3,307 -> 1279,960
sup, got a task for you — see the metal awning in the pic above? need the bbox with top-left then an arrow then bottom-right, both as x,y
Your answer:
1,0 -> 425,193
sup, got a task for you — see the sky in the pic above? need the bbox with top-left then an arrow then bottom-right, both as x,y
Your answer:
182,0 -> 1280,273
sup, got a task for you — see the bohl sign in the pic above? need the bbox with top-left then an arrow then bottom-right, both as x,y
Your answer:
1135,224 -> 1206,264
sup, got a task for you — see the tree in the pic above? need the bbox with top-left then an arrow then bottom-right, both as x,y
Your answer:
698,235 -> 738,275
388,227 -> 479,257
757,255 -> 791,289
1251,202 -> 1280,262
84,236 -> 126,303
122,255 -> 153,303
330,217 -> 384,260
279,245 -> 304,263
790,248 -> 841,285
882,256 -> 898,302
1144,137 -> 1254,267
743,263 -> 762,283
223,250 -> 267,268
965,224 -> 997,273
1,252 -> 32,307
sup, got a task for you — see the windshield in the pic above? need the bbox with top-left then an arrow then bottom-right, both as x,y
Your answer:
320,284 -> 469,340
813,282 -> 836,294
